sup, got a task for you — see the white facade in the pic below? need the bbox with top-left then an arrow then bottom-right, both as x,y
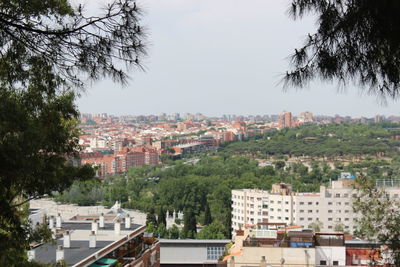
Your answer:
232,179 -> 400,234
315,246 -> 346,266
231,189 -> 269,229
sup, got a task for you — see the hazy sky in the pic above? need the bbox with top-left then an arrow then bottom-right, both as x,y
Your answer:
77,0 -> 400,117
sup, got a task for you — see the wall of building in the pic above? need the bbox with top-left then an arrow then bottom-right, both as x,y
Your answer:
315,246 -> 346,266
233,247 -> 315,266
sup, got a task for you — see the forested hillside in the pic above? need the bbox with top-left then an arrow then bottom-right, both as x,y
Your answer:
221,123 -> 400,159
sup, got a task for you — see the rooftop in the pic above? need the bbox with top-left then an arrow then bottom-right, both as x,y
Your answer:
31,218 -> 146,266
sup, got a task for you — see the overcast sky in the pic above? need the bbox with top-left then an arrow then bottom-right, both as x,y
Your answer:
76,0 -> 400,117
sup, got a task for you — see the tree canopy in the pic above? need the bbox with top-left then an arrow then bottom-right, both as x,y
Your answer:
353,176 -> 400,265
285,1 -> 400,98
0,0 -> 146,264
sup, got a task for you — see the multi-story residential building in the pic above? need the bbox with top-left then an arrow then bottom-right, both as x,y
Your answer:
279,111 -> 292,128
232,178 -> 400,234
80,147 -> 160,178
231,189 -> 269,230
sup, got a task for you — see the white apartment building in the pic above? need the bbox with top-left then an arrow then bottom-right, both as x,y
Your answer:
232,178 -> 400,234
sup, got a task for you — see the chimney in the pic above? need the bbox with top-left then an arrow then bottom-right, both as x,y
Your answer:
27,250 -> 35,261
91,220 -> 98,234
260,256 -> 267,267
63,231 -> 71,248
125,214 -> 131,229
49,216 -> 55,230
56,213 -> 62,229
99,213 -> 105,228
229,256 -> 235,267
42,214 -> 47,225
56,245 -> 64,261
89,231 -> 97,248
115,220 -> 121,235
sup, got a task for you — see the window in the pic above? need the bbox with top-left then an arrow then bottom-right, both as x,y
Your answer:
300,202 -> 304,205
308,218 -> 312,221
316,202 -> 319,205
316,210 -> 319,213
328,202 -> 333,205
270,208 -> 274,211
336,210 -> 341,213
278,201 -> 281,204
336,202 -> 341,205
308,202 -> 312,205
278,209 -> 282,212
345,202 -> 350,206
333,261 -> 339,266
328,210 -> 333,213
345,210 -> 350,213
345,218 -> 349,221
308,210 -> 313,213
207,247 -> 225,260
344,194 -> 349,198
270,200 -> 274,203
320,260 -> 327,265
300,217 -> 304,221
285,209 -> 289,212
285,217 -> 289,220
335,193 -> 340,198
328,226 -> 333,229
300,210 -> 304,213
270,216 -> 274,219
285,201 -> 289,204
277,216 -> 281,220
328,218 -> 333,221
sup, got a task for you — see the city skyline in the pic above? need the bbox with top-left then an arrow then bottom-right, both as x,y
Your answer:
77,0 -> 400,117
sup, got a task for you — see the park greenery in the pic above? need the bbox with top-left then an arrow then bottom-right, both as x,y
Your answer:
56,123 -> 400,239
221,122 -> 400,159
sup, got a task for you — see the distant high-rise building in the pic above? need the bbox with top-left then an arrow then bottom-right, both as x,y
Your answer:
375,115 -> 385,123
279,111 -> 292,128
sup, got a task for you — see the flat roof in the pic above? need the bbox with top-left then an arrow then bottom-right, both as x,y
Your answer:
32,222 -> 144,266
159,239 -> 231,244
35,240 -> 112,266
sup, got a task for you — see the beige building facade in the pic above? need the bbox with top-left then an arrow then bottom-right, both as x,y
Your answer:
232,179 -> 400,234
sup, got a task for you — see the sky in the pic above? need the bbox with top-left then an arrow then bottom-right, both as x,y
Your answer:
76,0 -> 400,117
